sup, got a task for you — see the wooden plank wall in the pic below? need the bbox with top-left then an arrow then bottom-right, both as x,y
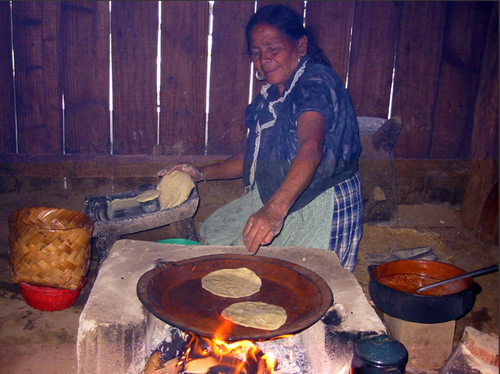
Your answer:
111,1 -> 158,155
61,1 -> 110,155
0,1 -> 496,161
0,1 -> 498,159
0,1 -> 497,240
10,2 -> 63,155
0,2 -> 15,154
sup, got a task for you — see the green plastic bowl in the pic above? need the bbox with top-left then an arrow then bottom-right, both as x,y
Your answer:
157,238 -> 203,246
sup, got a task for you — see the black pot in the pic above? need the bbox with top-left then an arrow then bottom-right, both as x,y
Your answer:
368,260 -> 482,324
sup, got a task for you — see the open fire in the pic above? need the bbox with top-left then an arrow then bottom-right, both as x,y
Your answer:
144,321 -> 280,374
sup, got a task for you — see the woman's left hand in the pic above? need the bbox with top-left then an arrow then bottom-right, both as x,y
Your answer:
242,204 -> 286,254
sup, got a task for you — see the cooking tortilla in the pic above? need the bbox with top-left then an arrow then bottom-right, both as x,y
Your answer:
156,170 -> 195,209
221,301 -> 287,330
201,267 -> 262,298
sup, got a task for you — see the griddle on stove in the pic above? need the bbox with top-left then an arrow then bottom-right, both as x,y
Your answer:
83,184 -> 200,270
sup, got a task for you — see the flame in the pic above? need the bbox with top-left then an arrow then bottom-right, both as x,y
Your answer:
338,363 -> 352,374
182,320 -> 277,374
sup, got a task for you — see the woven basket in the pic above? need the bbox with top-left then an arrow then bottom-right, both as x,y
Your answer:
9,207 -> 94,291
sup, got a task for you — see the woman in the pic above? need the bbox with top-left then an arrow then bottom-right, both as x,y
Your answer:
158,5 -> 363,271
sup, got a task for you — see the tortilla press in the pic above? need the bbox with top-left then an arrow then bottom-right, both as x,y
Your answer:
83,184 -> 200,270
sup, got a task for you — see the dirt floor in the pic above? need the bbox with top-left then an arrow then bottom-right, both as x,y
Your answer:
0,201 -> 498,374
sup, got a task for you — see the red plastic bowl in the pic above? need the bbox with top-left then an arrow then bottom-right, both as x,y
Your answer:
19,278 -> 87,311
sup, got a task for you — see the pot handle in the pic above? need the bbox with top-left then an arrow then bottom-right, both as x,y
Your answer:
367,265 -> 376,279
471,282 -> 482,295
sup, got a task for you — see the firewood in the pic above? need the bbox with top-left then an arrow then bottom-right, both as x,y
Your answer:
183,356 -> 220,373
143,351 -> 162,374
257,358 -> 270,374
151,356 -> 183,374
461,326 -> 499,367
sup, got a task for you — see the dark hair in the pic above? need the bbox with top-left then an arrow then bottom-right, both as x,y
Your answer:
245,4 -> 331,68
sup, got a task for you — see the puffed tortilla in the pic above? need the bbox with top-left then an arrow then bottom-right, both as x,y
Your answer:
136,189 -> 160,203
221,301 -> 287,330
156,170 -> 195,209
201,267 -> 262,298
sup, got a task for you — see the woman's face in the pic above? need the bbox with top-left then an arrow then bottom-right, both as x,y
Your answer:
250,24 -> 307,94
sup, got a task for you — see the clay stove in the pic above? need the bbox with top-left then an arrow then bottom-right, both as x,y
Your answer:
77,240 -> 385,374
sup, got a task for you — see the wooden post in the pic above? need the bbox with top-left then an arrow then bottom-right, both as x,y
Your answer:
461,4 -> 499,240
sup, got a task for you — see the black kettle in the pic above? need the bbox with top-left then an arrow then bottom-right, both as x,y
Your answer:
351,334 -> 408,374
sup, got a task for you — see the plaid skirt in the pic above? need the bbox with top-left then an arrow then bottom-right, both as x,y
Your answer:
328,171 -> 363,271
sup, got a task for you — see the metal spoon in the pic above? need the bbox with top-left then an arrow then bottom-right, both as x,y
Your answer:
416,264 -> 499,293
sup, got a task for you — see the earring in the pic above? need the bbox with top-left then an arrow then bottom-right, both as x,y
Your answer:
255,70 -> 265,81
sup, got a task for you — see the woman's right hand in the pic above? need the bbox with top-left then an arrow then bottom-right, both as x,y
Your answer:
157,163 -> 204,182
242,202 -> 286,254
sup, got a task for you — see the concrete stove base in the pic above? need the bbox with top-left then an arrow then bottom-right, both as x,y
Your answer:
384,313 -> 456,370
77,240 -> 385,374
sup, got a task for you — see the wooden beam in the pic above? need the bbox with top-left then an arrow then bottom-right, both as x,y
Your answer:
0,154 -> 230,178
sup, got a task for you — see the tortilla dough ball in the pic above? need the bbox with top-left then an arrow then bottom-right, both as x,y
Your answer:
157,170 -> 195,209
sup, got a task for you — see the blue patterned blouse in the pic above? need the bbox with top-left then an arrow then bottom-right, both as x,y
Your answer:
242,56 -> 361,213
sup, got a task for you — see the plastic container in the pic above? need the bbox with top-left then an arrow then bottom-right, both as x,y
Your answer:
19,278 -> 87,311
351,334 -> 408,374
157,238 -> 203,245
